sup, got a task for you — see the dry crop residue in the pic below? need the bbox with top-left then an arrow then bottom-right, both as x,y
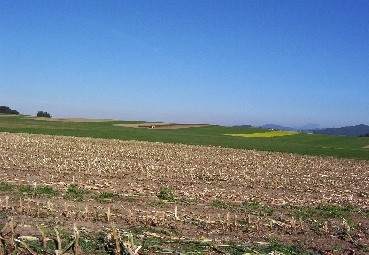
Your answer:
1,132 -> 369,254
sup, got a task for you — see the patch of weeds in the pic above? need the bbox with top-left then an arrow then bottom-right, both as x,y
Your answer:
21,239 -> 56,254
128,226 -> 144,235
221,242 -> 248,255
17,185 -> 59,197
94,192 -> 120,204
311,219 -> 323,234
57,235 -> 78,253
157,187 -> 175,202
212,199 -> 234,209
125,195 -> 135,203
78,236 -> 107,255
141,236 -> 165,251
282,204 -> 303,210
243,199 -> 260,210
144,238 -> 207,254
284,204 -> 355,220
0,182 -> 13,191
195,173 -> 207,181
177,241 -> 208,254
361,209 -> 369,217
283,204 -> 314,219
260,205 -> 274,216
78,236 -> 91,252
130,227 -> 180,252
124,228 -> 161,253
64,184 -> 87,201
359,244 -> 369,252
346,219 -> 355,229
345,204 -> 356,212
18,185 -> 34,195
0,213 -> 8,221
315,204 -> 353,218
222,241 -> 272,255
36,185 -> 59,196
258,239 -> 312,255
147,227 -> 173,236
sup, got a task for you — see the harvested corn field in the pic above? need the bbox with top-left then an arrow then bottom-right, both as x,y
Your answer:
0,132 -> 369,254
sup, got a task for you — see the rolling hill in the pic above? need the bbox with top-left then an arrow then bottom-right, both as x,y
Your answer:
313,124 -> 369,136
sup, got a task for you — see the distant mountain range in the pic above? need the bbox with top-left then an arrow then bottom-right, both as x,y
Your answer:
256,123 -> 369,137
259,123 -> 321,132
313,124 -> 369,137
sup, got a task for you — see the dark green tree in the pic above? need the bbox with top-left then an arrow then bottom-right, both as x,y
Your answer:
37,111 -> 52,118
0,106 -> 19,114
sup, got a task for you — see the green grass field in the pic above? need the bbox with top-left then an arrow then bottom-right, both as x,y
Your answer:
1,115 -> 368,160
225,130 -> 300,138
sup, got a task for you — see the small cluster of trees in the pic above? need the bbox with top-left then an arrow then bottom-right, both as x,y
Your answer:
1,106 -> 52,118
0,106 -> 19,115
359,133 -> 369,137
37,111 -> 52,118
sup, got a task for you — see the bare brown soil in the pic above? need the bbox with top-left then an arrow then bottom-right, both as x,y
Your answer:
0,132 -> 369,254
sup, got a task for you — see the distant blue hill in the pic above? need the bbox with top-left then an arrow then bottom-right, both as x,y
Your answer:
234,123 -> 369,136
233,125 -> 252,128
261,124 -> 298,131
259,123 -> 321,132
313,124 -> 369,137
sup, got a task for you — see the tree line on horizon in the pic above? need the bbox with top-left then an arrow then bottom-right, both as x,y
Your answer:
0,105 -> 52,118
36,111 -> 52,118
0,106 -> 19,115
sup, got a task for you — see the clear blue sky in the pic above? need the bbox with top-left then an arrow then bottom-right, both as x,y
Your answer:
1,1 -> 368,127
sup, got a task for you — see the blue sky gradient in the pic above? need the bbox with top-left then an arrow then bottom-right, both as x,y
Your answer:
1,1 -> 368,127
